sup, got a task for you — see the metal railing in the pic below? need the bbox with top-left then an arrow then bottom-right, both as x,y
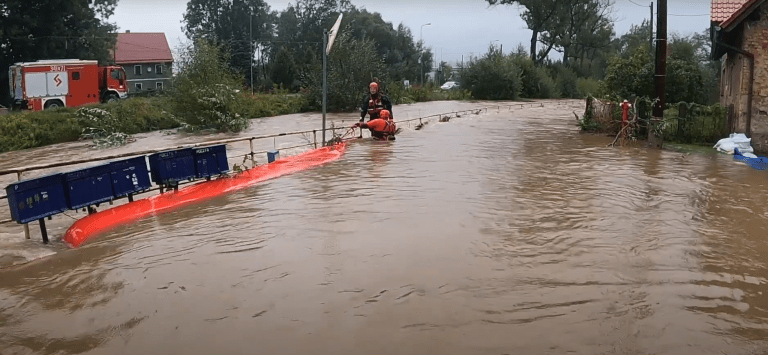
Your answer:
0,101 -> 572,238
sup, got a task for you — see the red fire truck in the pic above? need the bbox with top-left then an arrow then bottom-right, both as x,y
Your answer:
8,59 -> 129,111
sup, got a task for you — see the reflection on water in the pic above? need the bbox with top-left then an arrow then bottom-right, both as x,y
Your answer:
2,100 -> 768,354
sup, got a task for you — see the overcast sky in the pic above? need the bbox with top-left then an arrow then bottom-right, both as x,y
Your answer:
112,0 -> 711,65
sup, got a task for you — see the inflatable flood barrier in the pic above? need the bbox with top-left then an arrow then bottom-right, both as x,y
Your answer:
63,143 -> 348,248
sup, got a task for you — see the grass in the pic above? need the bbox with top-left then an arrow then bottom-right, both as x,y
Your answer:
0,92 -> 309,154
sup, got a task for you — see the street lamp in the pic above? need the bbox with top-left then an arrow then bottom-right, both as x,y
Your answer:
420,23 -> 431,86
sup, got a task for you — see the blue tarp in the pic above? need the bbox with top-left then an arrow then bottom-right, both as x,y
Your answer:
734,148 -> 768,170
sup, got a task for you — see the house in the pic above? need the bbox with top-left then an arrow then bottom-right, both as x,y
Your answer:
113,31 -> 173,94
711,0 -> 768,152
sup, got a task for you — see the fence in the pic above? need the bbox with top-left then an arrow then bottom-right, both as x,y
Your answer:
585,97 -> 728,144
0,101 -> 575,240
663,102 -> 729,144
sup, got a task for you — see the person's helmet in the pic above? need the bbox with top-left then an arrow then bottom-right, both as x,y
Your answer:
380,109 -> 391,120
369,82 -> 379,95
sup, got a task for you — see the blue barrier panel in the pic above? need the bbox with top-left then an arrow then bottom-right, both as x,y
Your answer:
5,173 -> 68,224
64,163 -> 115,210
267,150 -> 279,163
148,148 -> 196,185
109,156 -> 151,198
193,145 -> 229,179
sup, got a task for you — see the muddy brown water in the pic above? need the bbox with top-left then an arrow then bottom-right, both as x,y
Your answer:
2,99 -> 768,355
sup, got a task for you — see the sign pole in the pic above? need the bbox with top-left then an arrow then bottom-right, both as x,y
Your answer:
322,29 -> 328,147
322,14 -> 343,147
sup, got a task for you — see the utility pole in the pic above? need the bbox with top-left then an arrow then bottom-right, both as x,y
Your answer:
649,0 -> 666,149
250,13 -> 254,95
420,23 -> 431,87
649,2 -> 654,54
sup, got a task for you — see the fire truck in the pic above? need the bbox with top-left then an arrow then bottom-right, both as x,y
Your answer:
8,59 -> 129,111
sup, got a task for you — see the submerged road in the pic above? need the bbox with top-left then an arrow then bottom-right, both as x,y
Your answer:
1,99 -> 768,354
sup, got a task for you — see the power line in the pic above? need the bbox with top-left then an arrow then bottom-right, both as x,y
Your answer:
668,13 -> 710,17
628,0 -> 647,7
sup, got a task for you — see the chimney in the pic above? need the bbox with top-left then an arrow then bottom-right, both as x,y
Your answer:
126,30 -> 130,33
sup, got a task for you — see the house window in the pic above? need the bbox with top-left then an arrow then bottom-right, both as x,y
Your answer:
155,64 -> 163,75
135,83 -> 143,91
156,82 -> 163,90
134,65 -> 142,75
72,72 -> 80,80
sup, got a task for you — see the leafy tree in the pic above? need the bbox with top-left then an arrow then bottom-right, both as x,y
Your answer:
0,0 -> 118,107
341,9 -> 428,83
302,29 -> 387,111
183,0 -> 273,80
270,46 -> 298,90
600,44 -> 707,104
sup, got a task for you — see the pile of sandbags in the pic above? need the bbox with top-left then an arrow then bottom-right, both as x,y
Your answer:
714,133 -> 754,156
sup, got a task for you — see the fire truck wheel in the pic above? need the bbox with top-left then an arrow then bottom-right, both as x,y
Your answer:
44,100 -> 63,110
106,93 -> 119,103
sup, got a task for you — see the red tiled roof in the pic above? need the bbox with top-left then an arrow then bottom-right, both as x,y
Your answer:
711,0 -> 748,23
114,33 -> 173,64
719,0 -> 766,30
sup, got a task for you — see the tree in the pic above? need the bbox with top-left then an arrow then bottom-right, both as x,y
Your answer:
183,0 -> 273,80
538,0 -> 615,67
0,0 -> 118,107
270,46 -> 297,89
301,29 -> 387,111
341,9 -> 425,83
486,0 -> 560,63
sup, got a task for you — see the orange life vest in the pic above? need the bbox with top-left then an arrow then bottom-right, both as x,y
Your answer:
367,96 -> 385,118
366,118 -> 396,135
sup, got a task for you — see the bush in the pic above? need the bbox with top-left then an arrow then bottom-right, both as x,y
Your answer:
461,47 -> 522,100
0,109 -> 82,153
103,97 -> 180,133
577,77 -> 600,98
511,54 -> 558,99
233,89 -> 308,118
553,65 -> 580,99
662,102 -> 728,143
170,39 -> 250,132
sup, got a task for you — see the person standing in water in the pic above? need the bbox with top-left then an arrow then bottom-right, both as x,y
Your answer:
360,81 -> 393,122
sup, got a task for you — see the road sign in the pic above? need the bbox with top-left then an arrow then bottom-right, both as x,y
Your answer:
327,14 -> 343,55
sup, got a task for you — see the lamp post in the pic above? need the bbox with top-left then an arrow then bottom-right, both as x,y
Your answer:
420,23 -> 431,86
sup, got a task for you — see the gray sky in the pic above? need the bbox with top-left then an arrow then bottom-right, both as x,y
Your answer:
112,0 -> 711,66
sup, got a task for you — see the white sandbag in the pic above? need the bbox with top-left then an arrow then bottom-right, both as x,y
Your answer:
717,141 -> 738,154
744,152 -> 758,158
714,133 -> 753,154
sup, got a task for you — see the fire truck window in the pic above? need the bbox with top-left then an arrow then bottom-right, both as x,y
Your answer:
111,70 -> 120,80
72,72 -> 80,80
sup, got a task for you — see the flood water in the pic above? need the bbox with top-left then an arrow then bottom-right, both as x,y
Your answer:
2,99 -> 768,354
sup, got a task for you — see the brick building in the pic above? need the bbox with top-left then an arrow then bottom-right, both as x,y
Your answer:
711,0 -> 768,153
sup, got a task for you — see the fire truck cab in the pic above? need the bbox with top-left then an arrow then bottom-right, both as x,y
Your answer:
9,59 -> 128,111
